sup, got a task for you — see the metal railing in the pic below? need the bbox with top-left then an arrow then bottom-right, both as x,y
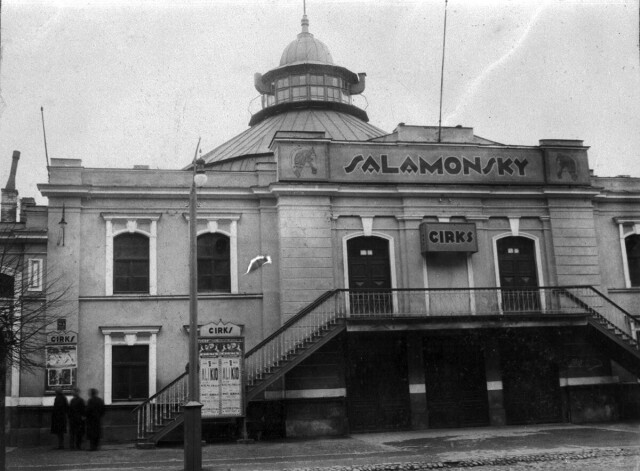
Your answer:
563,286 -> 640,343
244,289 -> 345,387
132,372 -> 188,441
136,285 -> 640,440
244,285 -> 640,388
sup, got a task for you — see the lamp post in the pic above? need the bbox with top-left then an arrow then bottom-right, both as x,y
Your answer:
184,141 -> 207,471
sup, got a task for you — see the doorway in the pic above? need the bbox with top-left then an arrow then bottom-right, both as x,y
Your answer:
423,336 -> 490,428
347,333 -> 410,431
347,236 -> 392,315
497,236 -> 540,311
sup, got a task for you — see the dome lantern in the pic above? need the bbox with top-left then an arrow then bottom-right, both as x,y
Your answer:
252,14 -> 368,126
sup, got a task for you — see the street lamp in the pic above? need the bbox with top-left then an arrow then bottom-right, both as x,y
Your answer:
185,142 -> 207,471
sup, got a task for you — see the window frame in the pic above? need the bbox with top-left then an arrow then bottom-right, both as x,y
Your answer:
616,219 -> 640,288
100,325 -> 161,405
27,258 -> 43,292
185,214 -> 240,294
111,344 -> 150,401
197,232 -> 232,293
102,214 -> 160,296
113,233 -> 150,294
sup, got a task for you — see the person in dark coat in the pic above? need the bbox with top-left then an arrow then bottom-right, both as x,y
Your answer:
68,388 -> 86,450
85,388 -> 105,451
50,389 -> 69,449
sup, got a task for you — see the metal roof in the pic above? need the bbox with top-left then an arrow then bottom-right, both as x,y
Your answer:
201,109 -> 387,165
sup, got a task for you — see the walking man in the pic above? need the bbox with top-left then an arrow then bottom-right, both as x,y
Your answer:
68,388 -> 86,450
50,389 -> 68,449
86,388 -> 105,451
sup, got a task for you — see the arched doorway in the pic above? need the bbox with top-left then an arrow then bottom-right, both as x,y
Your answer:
346,236 -> 392,315
496,236 -> 540,312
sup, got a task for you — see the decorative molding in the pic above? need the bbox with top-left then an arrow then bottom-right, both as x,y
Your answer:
99,326 -> 161,405
360,216 -> 374,237
492,232 -> 546,313
103,214 -> 159,296
508,217 -> 520,236
342,231 -> 398,316
27,258 -> 43,291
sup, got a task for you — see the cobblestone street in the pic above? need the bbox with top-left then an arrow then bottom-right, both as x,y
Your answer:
7,422 -> 640,471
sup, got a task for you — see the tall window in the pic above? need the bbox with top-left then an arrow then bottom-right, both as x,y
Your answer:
112,345 -> 149,401
197,233 -> 231,292
0,273 -> 14,298
113,234 -> 149,293
625,234 -> 640,287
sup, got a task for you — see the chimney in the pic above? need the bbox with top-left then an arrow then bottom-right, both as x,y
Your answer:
1,151 -> 20,222
20,197 -> 36,223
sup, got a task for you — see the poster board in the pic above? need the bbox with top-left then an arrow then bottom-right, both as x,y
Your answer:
199,321 -> 244,418
45,330 -> 78,394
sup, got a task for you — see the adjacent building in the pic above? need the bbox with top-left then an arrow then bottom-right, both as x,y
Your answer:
5,13 -> 640,445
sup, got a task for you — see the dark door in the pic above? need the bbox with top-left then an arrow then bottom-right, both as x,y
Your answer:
424,337 -> 490,428
497,237 -> 540,311
347,334 -> 410,431
501,332 -> 562,425
347,237 -> 392,315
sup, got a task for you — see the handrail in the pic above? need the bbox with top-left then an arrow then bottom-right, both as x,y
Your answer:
245,289 -> 339,357
132,371 -> 188,414
587,286 -> 640,323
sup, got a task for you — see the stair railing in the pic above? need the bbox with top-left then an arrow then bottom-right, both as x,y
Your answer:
244,289 -> 344,387
132,371 -> 189,440
562,285 -> 640,342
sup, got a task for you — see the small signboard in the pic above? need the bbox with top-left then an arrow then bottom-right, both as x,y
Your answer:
198,321 -> 244,418
45,330 -> 78,394
420,222 -> 478,253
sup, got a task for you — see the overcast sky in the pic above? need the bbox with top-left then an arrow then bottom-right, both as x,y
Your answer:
1,0 -> 639,202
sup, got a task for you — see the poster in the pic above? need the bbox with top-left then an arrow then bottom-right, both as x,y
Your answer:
199,335 -> 244,418
45,344 -> 77,393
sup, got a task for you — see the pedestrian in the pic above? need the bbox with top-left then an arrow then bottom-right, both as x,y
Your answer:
68,388 -> 86,450
85,388 -> 105,451
50,389 -> 68,449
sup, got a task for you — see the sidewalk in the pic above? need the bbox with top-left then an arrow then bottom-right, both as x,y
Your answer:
6,422 -> 640,471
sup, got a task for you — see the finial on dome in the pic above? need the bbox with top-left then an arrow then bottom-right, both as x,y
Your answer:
301,0 -> 309,34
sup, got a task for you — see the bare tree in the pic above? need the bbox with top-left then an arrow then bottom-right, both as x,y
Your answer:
0,224 -> 73,471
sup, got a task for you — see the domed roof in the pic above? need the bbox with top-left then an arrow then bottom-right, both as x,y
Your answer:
201,109 -> 386,165
279,15 -> 333,66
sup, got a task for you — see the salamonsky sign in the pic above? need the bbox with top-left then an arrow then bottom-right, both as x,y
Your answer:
274,139 -> 590,185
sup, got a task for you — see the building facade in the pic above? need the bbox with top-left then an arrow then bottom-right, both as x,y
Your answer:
6,14 -> 640,445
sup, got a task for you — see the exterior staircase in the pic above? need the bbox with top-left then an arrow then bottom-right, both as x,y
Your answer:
133,285 -> 640,446
562,286 -> 640,377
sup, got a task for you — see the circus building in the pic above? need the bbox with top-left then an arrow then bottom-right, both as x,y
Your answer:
5,12 -> 640,445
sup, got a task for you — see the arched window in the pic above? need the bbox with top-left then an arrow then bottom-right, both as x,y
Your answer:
113,233 -> 149,293
625,234 -> 640,287
197,233 -> 231,292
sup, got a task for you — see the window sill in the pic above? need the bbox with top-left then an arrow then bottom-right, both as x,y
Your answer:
608,287 -> 640,294
80,293 -> 264,302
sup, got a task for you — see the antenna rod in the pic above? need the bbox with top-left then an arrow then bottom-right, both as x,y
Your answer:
303,0 -> 306,15
40,106 -> 51,179
437,0 -> 449,143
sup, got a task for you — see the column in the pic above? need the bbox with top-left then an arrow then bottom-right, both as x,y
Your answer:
407,332 -> 428,429
484,337 -> 506,425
